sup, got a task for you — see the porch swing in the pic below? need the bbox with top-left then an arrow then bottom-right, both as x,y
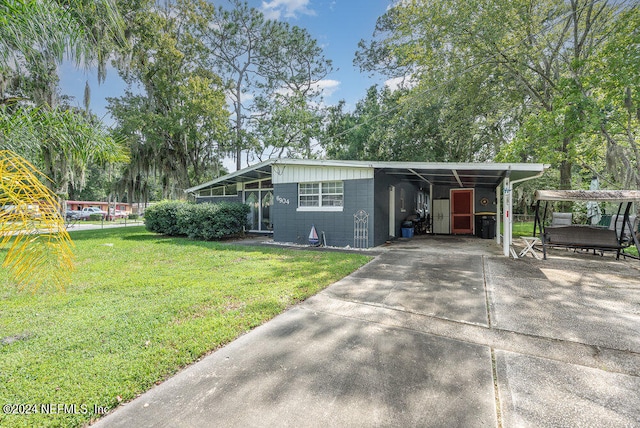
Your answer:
532,190 -> 640,260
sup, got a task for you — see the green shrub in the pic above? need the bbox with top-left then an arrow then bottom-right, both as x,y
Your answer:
128,213 -> 139,220
143,201 -> 184,235
88,213 -> 103,221
144,201 -> 249,240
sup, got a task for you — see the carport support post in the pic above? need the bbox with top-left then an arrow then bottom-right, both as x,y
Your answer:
502,177 -> 512,257
430,183 -> 433,228
496,183 -> 501,246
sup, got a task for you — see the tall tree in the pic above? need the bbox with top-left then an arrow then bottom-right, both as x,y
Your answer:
0,0 -> 124,290
2,105 -> 127,196
0,0 -> 127,195
190,0 -> 332,169
322,85 -> 389,161
1,0 -> 125,107
190,0 -> 269,170
321,82 -> 501,163
356,0 -> 632,189
253,23 -> 331,159
108,0 -> 229,199
589,7 -> 640,188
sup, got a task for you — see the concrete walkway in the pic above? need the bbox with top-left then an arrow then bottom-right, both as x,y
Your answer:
93,235 -> 640,427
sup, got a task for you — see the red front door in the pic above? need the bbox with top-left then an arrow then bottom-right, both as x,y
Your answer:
451,189 -> 474,234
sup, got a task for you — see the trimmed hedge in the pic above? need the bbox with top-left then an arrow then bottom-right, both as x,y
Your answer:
144,201 -> 250,240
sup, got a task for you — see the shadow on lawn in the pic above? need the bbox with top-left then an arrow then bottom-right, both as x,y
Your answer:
67,226 -> 150,241
67,227 -> 287,255
67,226 -> 374,258
143,235 -> 376,257
145,235 -> 298,255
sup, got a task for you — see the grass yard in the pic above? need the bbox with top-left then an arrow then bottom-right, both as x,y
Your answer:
66,218 -> 144,228
511,221 -> 536,238
0,227 -> 371,427
498,220 -> 537,238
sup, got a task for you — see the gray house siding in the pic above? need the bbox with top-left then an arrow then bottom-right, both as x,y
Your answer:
474,187 -> 497,213
432,186 -> 497,214
373,171 -> 422,246
273,179 -> 374,247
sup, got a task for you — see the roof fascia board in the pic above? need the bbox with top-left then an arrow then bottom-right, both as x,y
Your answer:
185,159 -> 276,193
277,159 -> 546,172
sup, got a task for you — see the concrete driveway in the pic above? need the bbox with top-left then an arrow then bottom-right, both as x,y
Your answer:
93,236 -> 640,427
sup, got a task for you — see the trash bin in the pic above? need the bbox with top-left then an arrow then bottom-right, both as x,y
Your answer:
484,216 -> 496,239
401,227 -> 414,238
475,213 -> 496,239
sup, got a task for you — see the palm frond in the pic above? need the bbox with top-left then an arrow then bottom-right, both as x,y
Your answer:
0,150 -> 74,292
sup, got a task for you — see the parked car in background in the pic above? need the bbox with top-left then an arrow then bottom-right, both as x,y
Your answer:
65,209 -> 82,220
79,207 -> 107,220
2,204 -> 42,219
107,209 -> 128,220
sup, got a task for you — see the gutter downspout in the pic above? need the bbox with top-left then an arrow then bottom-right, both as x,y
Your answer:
501,168 -> 548,257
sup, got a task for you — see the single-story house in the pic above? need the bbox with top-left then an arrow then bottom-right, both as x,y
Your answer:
185,159 -> 547,256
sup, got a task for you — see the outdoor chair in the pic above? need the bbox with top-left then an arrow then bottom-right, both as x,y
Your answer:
551,212 -> 572,226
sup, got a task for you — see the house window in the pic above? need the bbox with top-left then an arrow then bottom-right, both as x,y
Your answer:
299,183 -> 320,207
298,181 -> 344,211
400,188 -> 406,212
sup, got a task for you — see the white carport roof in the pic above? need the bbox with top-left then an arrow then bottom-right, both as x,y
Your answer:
185,158 -> 547,193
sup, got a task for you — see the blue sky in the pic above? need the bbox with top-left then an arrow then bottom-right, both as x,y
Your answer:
59,0 -> 393,123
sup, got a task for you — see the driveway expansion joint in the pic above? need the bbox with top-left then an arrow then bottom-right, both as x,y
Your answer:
305,293 -> 640,378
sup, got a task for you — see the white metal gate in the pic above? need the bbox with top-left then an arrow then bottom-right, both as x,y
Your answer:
354,210 -> 369,248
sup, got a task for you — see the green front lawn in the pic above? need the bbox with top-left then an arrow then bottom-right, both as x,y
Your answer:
0,227 -> 371,427
498,221 -> 536,238
67,218 -> 144,226
511,221 -> 536,238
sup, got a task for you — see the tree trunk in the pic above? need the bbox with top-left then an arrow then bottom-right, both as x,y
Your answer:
559,137 -> 573,211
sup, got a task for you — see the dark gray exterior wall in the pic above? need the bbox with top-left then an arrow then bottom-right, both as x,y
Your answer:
474,187 -> 497,213
272,179 -> 374,247
373,171 -> 422,246
432,186 -> 497,214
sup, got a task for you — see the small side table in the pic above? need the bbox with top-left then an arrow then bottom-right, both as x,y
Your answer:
519,236 -> 542,259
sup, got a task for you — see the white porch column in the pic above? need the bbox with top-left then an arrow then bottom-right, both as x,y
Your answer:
429,183 -> 433,232
496,183 -> 501,245
502,177 -> 512,257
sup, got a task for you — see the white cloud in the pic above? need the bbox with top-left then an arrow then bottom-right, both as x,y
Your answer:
316,79 -> 340,97
261,8 -> 281,20
261,0 -> 315,20
273,79 -> 340,98
384,75 -> 417,92
222,156 -> 238,173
